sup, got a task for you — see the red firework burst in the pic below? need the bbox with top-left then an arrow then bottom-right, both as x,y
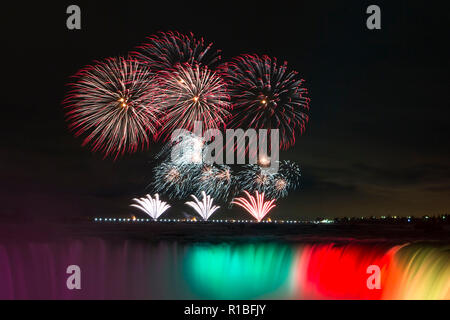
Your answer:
220,54 -> 310,150
63,57 -> 161,159
132,31 -> 221,71
155,63 -> 231,140
232,191 -> 276,222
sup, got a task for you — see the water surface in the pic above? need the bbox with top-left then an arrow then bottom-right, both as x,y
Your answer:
0,231 -> 448,299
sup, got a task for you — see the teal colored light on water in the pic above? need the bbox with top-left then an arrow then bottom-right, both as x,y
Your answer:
182,242 -> 294,299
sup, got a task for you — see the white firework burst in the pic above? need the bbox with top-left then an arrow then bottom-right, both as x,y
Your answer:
130,194 -> 171,220
170,131 -> 205,165
185,191 -> 220,221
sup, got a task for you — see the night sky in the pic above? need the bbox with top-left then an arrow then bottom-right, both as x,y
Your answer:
2,1 -> 449,221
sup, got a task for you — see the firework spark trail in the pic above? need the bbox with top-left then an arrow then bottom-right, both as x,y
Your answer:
232,191 -> 276,222
130,194 -> 171,220
133,31 -> 221,71
186,191 -> 220,221
193,164 -> 234,202
63,57 -> 161,159
221,54 -> 310,150
155,63 -> 231,140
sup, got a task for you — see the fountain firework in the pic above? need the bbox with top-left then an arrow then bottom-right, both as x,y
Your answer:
186,191 -> 220,221
130,194 -> 171,220
232,191 -> 276,222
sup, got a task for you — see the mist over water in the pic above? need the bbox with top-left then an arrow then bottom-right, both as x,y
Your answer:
0,236 -> 448,299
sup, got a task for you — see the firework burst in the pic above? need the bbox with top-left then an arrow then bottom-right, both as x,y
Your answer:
278,160 -> 302,190
221,54 -> 310,149
235,165 -> 278,199
186,191 -> 220,221
133,31 -> 221,71
63,57 -> 161,159
130,194 -> 171,220
151,162 -> 200,200
156,63 -> 231,140
165,131 -> 206,165
194,164 -> 234,202
235,161 -> 301,199
232,191 -> 276,222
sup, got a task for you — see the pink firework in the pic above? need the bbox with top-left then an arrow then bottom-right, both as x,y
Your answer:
156,63 -> 231,140
232,190 -> 276,222
133,31 -> 221,71
220,54 -> 310,150
63,57 -> 161,159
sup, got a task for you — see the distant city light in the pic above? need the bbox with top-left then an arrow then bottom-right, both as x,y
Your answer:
91,215 -> 447,225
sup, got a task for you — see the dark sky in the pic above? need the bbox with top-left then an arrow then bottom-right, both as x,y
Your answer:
2,0 -> 449,220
